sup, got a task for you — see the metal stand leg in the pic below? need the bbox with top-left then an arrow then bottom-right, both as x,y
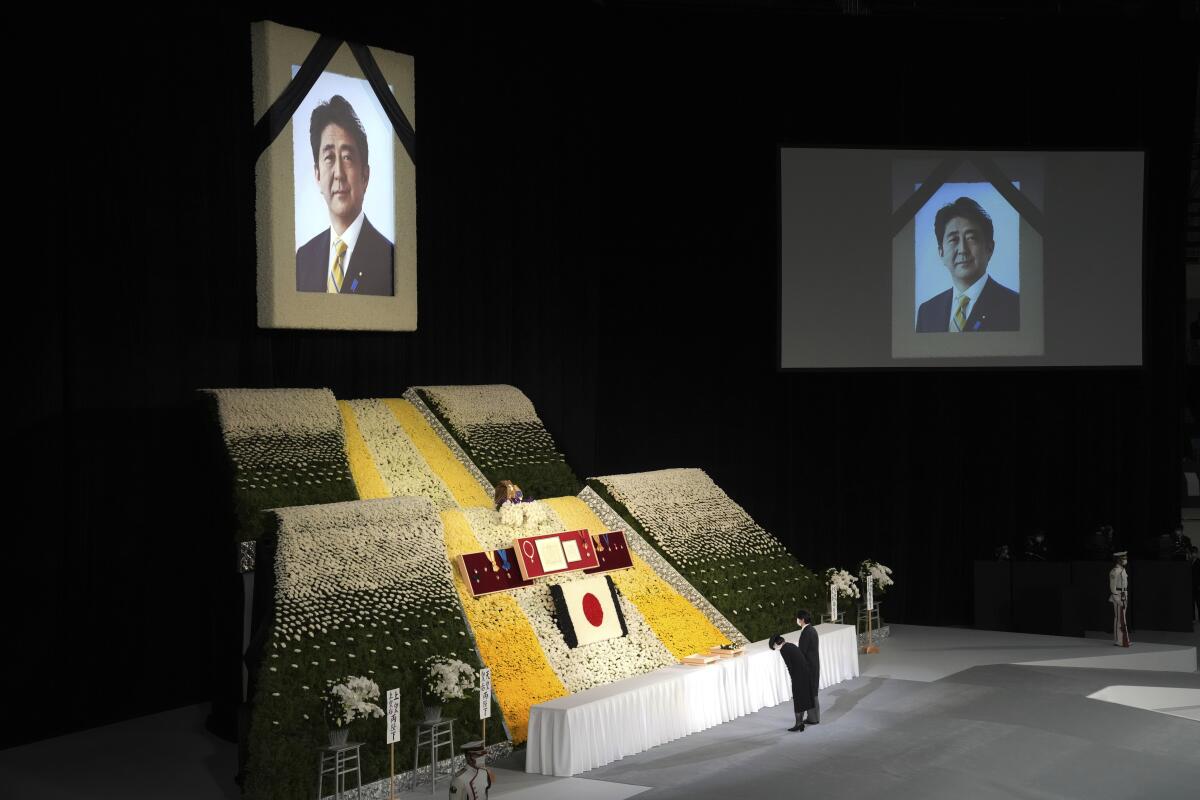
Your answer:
411,728 -> 420,790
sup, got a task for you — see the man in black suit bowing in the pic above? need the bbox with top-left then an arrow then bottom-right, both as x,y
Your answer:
915,197 -> 1019,333
296,95 -> 394,296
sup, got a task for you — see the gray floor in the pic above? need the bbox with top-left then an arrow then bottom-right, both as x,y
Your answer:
576,663 -> 1200,800
0,703 -> 240,800
857,623 -> 1198,681
2,624 -> 1196,800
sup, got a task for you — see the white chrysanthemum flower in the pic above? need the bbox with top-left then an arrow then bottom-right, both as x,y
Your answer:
327,675 -> 384,725
498,499 -> 554,531
423,656 -> 476,701
859,559 -> 895,589
825,568 -> 861,600
345,400 -> 458,510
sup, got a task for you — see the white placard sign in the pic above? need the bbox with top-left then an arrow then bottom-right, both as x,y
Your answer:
562,538 -> 582,562
867,576 -> 874,611
535,537 -> 568,572
479,667 -> 492,719
830,585 -> 837,620
386,688 -> 401,744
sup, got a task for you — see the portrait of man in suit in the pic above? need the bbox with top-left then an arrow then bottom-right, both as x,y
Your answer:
296,95 -> 395,296
915,196 -> 1019,333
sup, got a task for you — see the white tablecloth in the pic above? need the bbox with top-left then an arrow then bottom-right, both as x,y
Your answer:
525,623 -> 859,776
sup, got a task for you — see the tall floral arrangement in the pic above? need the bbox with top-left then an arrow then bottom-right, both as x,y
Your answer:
423,656 -> 476,703
590,468 -> 824,641
323,675 -> 385,730
858,559 -> 894,593
824,568 -> 861,600
203,388 -> 357,545
413,385 -> 583,499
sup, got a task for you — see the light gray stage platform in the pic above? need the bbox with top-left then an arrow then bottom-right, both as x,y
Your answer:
855,622 -> 1197,681
1,624 -> 1195,800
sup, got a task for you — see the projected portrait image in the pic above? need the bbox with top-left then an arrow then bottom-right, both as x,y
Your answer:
254,21 -> 416,331
914,185 -> 1019,333
293,72 -> 396,297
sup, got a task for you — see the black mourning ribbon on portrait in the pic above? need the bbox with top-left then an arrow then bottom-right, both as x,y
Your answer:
891,155 -> 1045,238
970,156 -> 1045,236
252,35 -> 342,160
890,157 -> 963,239
252,35 -> 417,166
349,43 -> 416,164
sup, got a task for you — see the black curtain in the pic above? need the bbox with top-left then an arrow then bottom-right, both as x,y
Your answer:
8,3 -> 1196,746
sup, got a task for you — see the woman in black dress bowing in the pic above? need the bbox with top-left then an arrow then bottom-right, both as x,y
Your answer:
769,631 -> 814,732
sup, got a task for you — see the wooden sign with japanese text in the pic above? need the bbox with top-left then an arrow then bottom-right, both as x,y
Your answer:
479,667 -> 492,719
386,688 -> 401,744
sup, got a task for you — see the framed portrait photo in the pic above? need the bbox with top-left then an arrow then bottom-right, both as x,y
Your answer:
890,152 -> 1044,359
252,21 -> 417,331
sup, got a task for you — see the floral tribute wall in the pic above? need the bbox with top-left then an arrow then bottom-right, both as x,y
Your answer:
410,385 -> 583,500
203,388 -> 358,545
590,469 -> 824,642
440,498 -> 730,741
212,386 -> 815,800
246,497 -> 487,800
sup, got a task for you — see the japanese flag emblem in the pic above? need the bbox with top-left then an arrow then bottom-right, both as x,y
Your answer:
549,574 -> 628,648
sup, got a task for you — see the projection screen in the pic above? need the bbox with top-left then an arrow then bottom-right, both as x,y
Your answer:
779,148 -> 1144,369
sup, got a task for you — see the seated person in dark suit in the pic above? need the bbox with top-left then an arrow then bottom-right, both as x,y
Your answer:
916,196 -> 1019,332
296,94 -> 394,296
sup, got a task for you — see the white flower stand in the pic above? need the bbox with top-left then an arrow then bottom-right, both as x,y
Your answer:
857,602 -> 883,653
316,741 -> 363,799
410,718 -> 455,793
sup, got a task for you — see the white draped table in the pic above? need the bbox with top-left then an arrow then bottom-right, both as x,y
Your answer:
525,623 -> 859,776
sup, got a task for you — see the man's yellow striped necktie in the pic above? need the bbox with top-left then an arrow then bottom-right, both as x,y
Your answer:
953,294 -> 969,331
327,239 -> 348,293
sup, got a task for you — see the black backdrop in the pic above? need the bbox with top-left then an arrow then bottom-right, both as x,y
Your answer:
10,2 -> 1196,747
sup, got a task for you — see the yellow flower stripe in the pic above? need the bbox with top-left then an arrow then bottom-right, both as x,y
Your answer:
542,497 -> 726,660
385,399 -> 492,508
337,401 -> 390,500
440,509 -> 567,743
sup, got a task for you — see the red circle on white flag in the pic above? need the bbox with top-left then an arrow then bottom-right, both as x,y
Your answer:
582,593 -> 604,626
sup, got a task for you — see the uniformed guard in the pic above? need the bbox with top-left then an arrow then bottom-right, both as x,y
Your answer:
1109,551 -> 1131,647
448,740 -> 493,800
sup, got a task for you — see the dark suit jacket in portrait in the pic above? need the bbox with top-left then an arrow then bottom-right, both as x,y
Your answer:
915,276 -> 1020,333
295,216 -> 394,296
